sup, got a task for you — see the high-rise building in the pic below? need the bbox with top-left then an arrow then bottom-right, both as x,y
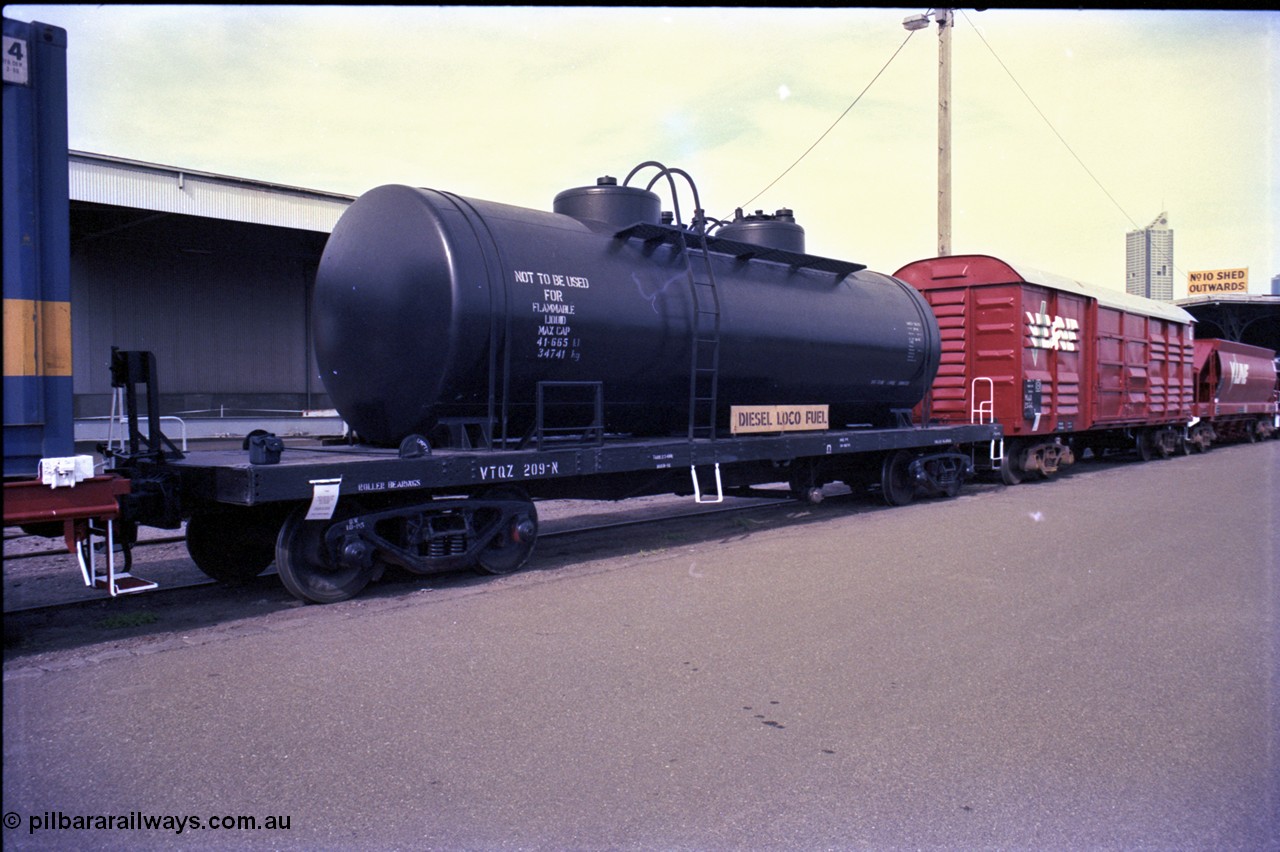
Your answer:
1126,212 -> 1174,301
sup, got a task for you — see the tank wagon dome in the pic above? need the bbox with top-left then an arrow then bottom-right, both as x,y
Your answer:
717,208 -> 806,254
315,177 -> 941,447
552,176 -> 661,229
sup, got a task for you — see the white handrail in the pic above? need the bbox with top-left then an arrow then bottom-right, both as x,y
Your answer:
102,387 -> 187,451
971,376 -> 995,425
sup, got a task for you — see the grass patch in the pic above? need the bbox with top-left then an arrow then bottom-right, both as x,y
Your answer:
95,611 -> 159,630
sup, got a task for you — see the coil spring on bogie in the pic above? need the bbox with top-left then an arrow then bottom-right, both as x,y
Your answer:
405,512 -> 470,559
428,534 -> 468,558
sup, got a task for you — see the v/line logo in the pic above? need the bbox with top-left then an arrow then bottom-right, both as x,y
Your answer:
1025,309 -> 1080,351
1229,357 -> 1250,385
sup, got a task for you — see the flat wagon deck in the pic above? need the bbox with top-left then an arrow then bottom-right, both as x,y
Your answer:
137,417 -> 1001,604
168,423 -> 1001,506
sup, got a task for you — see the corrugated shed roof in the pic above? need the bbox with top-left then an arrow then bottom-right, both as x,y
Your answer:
1176,294 -> 1280,307
69,151 -> 353,233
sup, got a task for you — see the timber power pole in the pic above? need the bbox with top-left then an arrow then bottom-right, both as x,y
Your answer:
937,8 -> 952,257
904,8 -> 954,257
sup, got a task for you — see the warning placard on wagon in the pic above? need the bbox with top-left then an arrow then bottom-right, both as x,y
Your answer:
730,404 -> 830,434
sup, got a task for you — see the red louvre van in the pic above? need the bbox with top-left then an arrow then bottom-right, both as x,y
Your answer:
894,254 -> 1196,484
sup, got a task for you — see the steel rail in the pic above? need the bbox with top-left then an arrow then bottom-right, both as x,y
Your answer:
3,495 -> 798,616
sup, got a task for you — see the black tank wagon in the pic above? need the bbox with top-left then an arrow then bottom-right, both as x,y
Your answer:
7,163 -> 1000,604
315,170 -> 944,445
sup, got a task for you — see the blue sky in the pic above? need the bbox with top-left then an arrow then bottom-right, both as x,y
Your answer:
7,6 -> 1278,294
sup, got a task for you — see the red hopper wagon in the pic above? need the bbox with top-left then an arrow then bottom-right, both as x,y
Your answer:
1187,338 -> 1278,448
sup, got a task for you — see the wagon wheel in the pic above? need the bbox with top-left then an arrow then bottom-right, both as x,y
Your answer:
473,486 -> 538,575
186,507 -> 283,584
1136,430 -> 1155,461
1000,440 -> 1024,486
1072,439 -> 1093,463
788,461 -> 826,504
276,504 -> 374,604
880,450 -> 916,507
941,475 -> 962,499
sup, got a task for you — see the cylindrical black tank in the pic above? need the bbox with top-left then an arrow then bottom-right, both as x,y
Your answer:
313,182 -> 941,446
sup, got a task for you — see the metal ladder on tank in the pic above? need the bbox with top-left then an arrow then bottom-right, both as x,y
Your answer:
678,229 -> 722,440
680,228 -> 724,502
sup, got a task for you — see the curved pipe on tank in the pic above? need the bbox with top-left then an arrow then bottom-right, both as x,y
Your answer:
623,160 -> 704,230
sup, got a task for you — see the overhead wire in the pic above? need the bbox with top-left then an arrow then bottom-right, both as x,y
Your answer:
958,10 -> 1198,285
735,9 -> 1149,253
733,26 -> 921,217
958,9 -> 1141,232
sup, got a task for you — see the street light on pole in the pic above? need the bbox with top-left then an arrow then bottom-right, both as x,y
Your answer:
904,9 -> 954,257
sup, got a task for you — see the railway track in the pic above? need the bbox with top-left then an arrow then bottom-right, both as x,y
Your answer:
4,535 -> 186,561
4,492 -> 803,616
7,454 -> 1165,618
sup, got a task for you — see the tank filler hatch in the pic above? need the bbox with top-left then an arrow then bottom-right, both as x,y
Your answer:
553,176 -> 662,229
718,208 -> 806,254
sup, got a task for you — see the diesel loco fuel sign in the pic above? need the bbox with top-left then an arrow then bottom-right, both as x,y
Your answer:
731,405 -> 829,434
1188,268 -> 1249,295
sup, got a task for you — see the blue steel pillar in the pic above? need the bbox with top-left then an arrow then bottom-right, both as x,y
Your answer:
3,18 -> 71,478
